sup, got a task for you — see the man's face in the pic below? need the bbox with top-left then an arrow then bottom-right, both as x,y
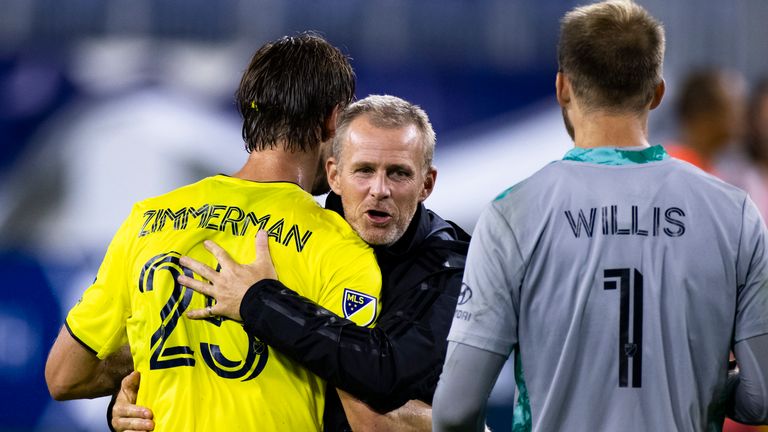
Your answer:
327,115 -> 436,246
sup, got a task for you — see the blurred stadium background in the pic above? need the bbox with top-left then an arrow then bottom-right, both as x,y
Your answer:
0,1 -> 766,430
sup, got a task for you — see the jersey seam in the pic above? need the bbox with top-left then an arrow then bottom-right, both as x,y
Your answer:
64,319 -> 99,355
557,158 -> 676,169
735,195 -> 750,325
735,321 -> 768,343
446,332 -> 511,356
736,195 -> 747,281
490,202 -> 527,290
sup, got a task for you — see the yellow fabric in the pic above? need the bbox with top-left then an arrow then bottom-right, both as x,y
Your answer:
66,175 -> 381,431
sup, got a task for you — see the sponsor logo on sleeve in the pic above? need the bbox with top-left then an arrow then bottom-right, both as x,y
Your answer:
454,283 -> 473,321
342,289 -> 377,326
457,283 -> 473,305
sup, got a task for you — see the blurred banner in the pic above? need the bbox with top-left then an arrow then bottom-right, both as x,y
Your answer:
1,1 -> 767,430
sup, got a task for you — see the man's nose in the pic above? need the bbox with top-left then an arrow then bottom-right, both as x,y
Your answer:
369,172 -> 391,199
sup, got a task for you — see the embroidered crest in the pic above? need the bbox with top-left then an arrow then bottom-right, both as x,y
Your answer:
342,289 -> 377,326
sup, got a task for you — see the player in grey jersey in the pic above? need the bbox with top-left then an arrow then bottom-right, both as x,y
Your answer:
433,1 -> 768,431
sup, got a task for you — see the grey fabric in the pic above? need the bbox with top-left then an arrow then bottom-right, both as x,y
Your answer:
433,342 -> 506,432
447,154 -> 768,431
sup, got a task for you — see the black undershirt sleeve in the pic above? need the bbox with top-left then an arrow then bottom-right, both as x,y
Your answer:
728,333 -> 768,424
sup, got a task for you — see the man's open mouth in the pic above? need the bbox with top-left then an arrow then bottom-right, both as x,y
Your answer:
366,210 -> 391,224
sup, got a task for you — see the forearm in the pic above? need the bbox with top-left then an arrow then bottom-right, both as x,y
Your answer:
339,390 -> 432,432
380,399 -> 433,432
45,326 -> 132,400
728,334 -> 768,424
239,279 -> 366,383
433,342 -> 507,432
239,280 -> 437,410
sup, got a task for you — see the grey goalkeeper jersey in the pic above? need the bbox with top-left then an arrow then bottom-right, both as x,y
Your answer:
448,146 -> 768,432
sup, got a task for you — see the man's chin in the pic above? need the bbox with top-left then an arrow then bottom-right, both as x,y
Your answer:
358,226 -> 402,247
364,237 -> 395,247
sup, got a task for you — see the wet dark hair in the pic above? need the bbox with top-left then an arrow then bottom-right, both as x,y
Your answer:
235,32 -> 355,153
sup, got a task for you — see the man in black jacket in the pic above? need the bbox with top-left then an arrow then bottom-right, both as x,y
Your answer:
111,94 -> 469,432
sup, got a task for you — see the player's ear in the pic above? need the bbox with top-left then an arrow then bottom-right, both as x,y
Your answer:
649,79 -> 665,110
321,105 -> 341,141
419,166 -> 437,202
327,157 -> 342,195
556,72 -> 571,107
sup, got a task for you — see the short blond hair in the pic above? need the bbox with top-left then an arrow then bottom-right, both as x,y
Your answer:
333,95 -> 436,173
558,0 -> 665,113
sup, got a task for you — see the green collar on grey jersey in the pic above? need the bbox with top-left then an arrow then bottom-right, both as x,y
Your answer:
494,145 -> 669,202
562,144 -> 669,165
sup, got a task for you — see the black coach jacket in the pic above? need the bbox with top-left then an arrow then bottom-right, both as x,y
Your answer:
238,192 -> 470,431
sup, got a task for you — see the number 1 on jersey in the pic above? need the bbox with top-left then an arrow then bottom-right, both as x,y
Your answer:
603,268 -> 643,388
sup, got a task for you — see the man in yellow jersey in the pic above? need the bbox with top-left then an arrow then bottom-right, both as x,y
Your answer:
111,95 -> 472,432
44,32 -> 382,431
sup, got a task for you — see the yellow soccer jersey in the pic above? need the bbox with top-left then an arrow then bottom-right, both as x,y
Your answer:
66,175 -> 381,431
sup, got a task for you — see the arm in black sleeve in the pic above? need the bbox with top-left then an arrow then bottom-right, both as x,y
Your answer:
239,268 -> 462,412
727,333 -> 768,424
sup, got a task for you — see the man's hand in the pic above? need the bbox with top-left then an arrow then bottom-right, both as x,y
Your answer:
111,371 -> 154,432
179,230 -> 277,322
